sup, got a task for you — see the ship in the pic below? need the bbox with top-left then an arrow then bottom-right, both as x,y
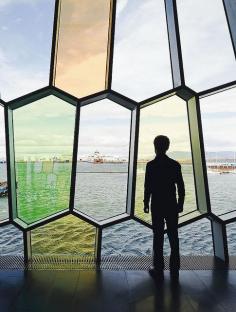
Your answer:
80,151 -> 127,164
207,163 -> 236,174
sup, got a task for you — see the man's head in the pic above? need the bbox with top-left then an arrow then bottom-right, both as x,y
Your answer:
153,135 -> 170,155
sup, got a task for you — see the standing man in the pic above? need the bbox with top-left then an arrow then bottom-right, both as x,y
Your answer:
143,135 -> 185,278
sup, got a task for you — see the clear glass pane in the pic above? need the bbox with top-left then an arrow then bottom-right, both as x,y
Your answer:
164,218 -> 213,255
227,222 -> 236,255
177,0 -> 236,91
31,215 -> 96,256
0,224 -> 23,255
75,99 -> 131,221
13,96 -> 75,224
55,0 -> 111,98
0,0 -> 55,101
200,88 -> 236,217
0,106 -> 8,221
102,220 -> 152,256
135,95 -> 197,224
112,0 -> 172,101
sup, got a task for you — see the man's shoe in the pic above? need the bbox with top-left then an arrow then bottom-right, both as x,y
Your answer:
170,268 -> 179,280
149,267 -> 164,280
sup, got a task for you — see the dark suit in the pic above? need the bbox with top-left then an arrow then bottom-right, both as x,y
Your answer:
144,154 -> 185,270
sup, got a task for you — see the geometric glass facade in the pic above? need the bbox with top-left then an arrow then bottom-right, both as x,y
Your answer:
0,0 -> 236,263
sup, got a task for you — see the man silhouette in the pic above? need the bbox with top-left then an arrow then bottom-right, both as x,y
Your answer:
143,135 -> 185,278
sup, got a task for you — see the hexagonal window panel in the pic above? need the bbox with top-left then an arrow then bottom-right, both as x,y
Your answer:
135,94 -> 197,224
0,1 -> 55,101
0,105 -> 8,222
54,0 -> 111,98
101,220 -> 152,256
13,95 -> 75,225
31,215 -> 97,257
0,224 -> 23,255
74,99 -> 131,222
200,87 -> 236,218
112,0 -> 172,101
164,218 -> 213,256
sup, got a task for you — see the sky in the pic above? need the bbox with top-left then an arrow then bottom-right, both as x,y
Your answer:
0,0 -> 236,159
138,95 -> 192,160
0,0 -> 55,101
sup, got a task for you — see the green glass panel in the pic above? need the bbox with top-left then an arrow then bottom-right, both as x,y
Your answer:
200,88 -> 236,217
0,105 -> 8,221
13,96 -> 75,224
31,215 -> 96,256
135,95 -> 197,224
75,99 -> 131,221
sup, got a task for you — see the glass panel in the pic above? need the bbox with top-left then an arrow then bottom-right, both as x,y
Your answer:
0,224 -> 23,255
13,96 -> 75,224
200,88 -> 236,217
102,220 -> 152,256
227,222 -> 236,255
55,0 -> 111,98
31,215 -> 96,256
0,106 -> 8,221
75,99 -> 131,221
112,0 -> 172,101
164,219 -> 213,255
0,0 -> 55,101
135,95 -> 197,224
177,0 -> 236,91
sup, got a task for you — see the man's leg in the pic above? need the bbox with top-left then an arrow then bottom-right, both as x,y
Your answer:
152,213 -> 165,271
165,212 -> 180,270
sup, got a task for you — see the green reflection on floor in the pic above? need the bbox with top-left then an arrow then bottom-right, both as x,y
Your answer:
31,215 -> 96,256
16,161 -> 71,224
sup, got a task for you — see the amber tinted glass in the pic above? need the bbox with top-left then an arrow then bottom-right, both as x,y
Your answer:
31,215 -> 96,257
55,0 -> 111,98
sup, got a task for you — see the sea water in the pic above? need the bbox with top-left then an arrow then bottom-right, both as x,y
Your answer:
0,162 -> 235,256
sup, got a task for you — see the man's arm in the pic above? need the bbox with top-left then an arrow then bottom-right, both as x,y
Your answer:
176,164 -> 185,213
143,163 -> 151,213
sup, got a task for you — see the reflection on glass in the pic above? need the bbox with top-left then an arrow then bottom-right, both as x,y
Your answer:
135,95 -> 197,224
13,96 -> 75,224
201,88 -> 236,216
75,99 -> 131,221
177,0 -> 236,91
55,0 -> 111,98
227,223 -> 236,255
0,225 -> 23,255
31,215 -> 96,256
0,105 -> 8,221
164,219 -> 213,255
0,0 -> 55,101
102,220 -> 152,256
112,0 -> 172,101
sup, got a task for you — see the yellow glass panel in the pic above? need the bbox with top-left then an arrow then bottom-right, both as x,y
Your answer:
135,95 -> 197,224
31,215 -> 96,257
55,0 -> 112,97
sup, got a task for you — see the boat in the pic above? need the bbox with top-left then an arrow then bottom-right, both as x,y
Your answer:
207,163 -> 236,174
